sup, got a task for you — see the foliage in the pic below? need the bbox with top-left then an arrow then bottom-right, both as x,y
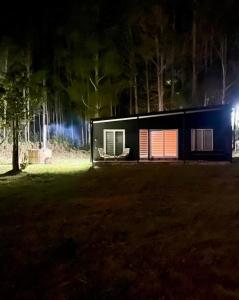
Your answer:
0,47 -> 44,131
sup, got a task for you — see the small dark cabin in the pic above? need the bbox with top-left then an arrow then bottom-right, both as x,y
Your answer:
91,105 -> 232,162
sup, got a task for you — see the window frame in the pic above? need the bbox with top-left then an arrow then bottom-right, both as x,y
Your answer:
103,129 -> 125,156
191,128 -> 214,152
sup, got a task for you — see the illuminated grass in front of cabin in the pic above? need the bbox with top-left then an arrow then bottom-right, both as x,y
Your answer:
0,159 -> 91,176
26,159 -> 91,174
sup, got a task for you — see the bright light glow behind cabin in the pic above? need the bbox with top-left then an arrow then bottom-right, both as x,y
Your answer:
232,105 -> 239,130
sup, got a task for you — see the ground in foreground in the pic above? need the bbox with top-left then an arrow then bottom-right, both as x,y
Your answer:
1,162 -> 239,299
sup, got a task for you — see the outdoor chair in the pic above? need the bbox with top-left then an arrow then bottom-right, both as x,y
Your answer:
98,148 -> 112,159
117,148 -> 130,159
236,140 -> 239,152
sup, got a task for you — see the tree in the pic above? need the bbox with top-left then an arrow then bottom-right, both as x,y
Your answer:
0,46 -> 44,173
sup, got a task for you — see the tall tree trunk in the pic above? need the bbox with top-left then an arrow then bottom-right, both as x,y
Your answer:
155,36 -> 160,111
33,114 -> 36,142
171,11 -> 176,108
38,113 -> 42,148
3,48 -> 8,140
160,52 -> 164,111
23,88 -> 29,142
155,36 -> 164,111
220,35 -> 227,104
192,11 -> 197,101
25,45 -> 31,142
87,120 -> 90,147
47,107 -> 50,141
129,83 -> 133,115
55,93 -> 59,135
84,120 -> 87,147
204,39 -> 208,73
134,74 -> 138,114
81,118 -> 85,147
42,103 -> 47,149
171,48 -> 175,105
128,26 -> 137,115
145,59 -> 150,113
42,80 -> 47,149
12,118 -> 20,172
210,27 -> 214,66
94,53 -> 100,118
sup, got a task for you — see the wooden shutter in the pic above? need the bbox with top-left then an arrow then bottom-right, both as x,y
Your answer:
164,130 -> 178,158
150,130 -> 164,158
139,129 -> 148,159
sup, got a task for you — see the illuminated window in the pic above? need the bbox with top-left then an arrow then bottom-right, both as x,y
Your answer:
139,129 -> 149,159
191,129 -> 213,151
104,129 -> 125,156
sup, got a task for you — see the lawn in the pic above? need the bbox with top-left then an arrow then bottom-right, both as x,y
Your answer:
1,161 -> 239,299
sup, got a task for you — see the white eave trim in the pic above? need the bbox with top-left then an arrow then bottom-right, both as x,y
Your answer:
93,116 -> 137,124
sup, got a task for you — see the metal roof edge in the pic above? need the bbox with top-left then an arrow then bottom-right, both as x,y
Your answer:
91,104 -> 230,123
93,116 -> 137,124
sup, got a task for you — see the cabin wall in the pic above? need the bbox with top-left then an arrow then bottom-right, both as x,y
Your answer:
139,114 -> 184,159
93,119 -> 139,160
92,106 -> 232,162
184,108 -> 232,161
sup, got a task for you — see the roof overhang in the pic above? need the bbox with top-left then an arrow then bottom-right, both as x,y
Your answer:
92,105 -> 229,124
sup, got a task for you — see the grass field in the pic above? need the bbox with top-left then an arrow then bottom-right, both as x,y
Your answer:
1,161 -> 239,299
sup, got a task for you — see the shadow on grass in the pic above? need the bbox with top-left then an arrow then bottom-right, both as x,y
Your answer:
0,169 -> 22,177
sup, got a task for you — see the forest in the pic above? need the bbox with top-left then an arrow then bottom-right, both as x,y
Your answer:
0,0 -> 239,171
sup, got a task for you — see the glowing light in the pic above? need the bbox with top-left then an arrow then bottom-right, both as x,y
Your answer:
166,79 -> 171,85
232,105 -> 239,129
49,123 -> 81,146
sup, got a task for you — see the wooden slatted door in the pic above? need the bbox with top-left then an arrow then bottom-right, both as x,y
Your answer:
150,129 -> 178,159
150,130 -> 164,158
139,129 -> 149,159
164,130 -> 178,158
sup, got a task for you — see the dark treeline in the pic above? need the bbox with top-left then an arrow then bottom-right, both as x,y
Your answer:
1,0 -> 239,148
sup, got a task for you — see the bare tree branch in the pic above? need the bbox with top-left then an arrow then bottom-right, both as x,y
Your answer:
89,76 -> 97,91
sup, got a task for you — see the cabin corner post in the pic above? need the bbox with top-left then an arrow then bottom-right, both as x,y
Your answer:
183,111 -> 186,164
90,120 -> 94,165
230,106 -> 233,163
137,115 -> 140,163
230,119 -> 233,163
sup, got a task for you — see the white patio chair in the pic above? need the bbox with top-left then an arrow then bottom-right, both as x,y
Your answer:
98,148 -> 112,159
117,148 -> 130,159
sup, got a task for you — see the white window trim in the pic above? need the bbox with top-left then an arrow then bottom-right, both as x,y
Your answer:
103,129 -> 125,156
191,129 -> 214,151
